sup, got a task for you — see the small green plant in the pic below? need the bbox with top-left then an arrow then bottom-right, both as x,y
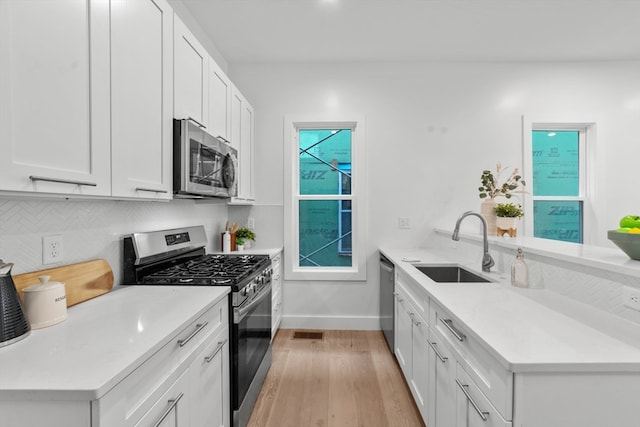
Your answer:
494,203 -> 524,218
236,238 -> 245,246
235,227 -> 256,242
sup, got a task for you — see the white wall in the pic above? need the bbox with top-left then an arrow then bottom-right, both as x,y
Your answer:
229,60 -> 640,329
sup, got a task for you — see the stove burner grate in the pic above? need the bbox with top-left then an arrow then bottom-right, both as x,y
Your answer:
141,254 -> 269,287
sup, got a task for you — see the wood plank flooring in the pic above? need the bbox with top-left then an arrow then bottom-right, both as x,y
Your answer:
247,329 -> 425,427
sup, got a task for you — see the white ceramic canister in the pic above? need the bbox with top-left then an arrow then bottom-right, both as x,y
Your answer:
22,275 -> 67,329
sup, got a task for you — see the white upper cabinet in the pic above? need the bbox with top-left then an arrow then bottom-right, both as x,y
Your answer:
111,0 -> 174,199
174,15 -> 208,127
229,85 -> 255,203
207,59 -> 232,142
0,0 -> 111,196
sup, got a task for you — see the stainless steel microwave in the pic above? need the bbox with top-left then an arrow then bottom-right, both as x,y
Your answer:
173,118 -> 238,198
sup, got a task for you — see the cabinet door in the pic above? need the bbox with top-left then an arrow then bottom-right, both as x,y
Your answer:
135,370 -> 190,427
430,332 -> 456,427
174,15 -> 208,126
208,59 -> 232,141
394,290 -> 412,378
0,0 -> 111,196
190,328 -> 230,427
456,365 -> 511,427
239,100 -> 255,201
410,314 -> 430,420
228,86 -> 255,203
111,0 -> 173,199
271,252 -> 283,338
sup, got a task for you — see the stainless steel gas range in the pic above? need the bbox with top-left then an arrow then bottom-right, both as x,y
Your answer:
122,225 -> 272,427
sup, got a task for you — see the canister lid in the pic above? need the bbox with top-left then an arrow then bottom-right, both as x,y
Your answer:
22,275 -> 65,292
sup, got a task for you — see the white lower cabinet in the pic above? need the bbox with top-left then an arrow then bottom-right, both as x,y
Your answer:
455,364 -> 510,427
189,327 -> 230,427
392,260 -> 640,427
428,329 -> 456,427
94,298 -> 230,427
394,281 -> 430,421
271,251 -> 283,339
135,369 -> 191,427
394,267 -> 512,427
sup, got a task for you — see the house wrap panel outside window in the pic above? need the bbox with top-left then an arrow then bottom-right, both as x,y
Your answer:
523,119 -> 595,244
284,115 -> 366,281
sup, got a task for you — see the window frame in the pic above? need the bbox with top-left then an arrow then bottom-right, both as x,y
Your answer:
283,114 -> 367,281
337,163 -> 352,255
522,116 -> 597,244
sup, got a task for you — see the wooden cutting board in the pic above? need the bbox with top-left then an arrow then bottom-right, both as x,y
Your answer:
13,259 -> 114,307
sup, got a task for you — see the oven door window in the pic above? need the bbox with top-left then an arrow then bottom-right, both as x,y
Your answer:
233,288 -> 272,408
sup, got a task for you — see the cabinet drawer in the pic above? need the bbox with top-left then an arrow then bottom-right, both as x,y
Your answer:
395,269 -> 428,319
95,297 -> 228,426
456,364 -> 511,427
431,300 -> 512,420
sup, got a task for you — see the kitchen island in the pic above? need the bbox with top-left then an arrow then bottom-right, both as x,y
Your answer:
381,246 -> 640,427
0,285 -> 230,426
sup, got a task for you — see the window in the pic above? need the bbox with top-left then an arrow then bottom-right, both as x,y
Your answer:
523,119 -> 595,244
284,115 -> 366,281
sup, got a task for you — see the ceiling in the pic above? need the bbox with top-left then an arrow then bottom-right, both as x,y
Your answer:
180,0 -> 640,64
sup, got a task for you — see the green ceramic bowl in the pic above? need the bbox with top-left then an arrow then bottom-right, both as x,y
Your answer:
608,230 -> 640,260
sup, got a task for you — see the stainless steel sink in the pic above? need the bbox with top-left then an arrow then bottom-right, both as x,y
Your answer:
415,265 -> 491,283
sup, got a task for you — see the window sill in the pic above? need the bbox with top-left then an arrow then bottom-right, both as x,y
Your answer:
433,227 -> 640,279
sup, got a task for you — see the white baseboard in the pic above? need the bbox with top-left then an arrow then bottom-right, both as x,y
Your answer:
280,315 -> 381,331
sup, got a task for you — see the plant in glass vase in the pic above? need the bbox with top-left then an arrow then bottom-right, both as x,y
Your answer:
478,162 -> 526,236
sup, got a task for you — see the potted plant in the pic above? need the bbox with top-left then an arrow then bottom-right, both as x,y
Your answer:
494,203 -> 523,237
478,162 -> 526,236
235,238 -> 245,252
235,227 -> 256,249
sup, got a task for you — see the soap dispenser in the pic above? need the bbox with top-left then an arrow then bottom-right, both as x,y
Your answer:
511,247 -> 529,288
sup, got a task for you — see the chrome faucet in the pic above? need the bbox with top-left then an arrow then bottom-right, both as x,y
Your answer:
452,211 -> 495,272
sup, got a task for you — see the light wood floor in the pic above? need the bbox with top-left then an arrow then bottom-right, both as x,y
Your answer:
247,329 -> 425,427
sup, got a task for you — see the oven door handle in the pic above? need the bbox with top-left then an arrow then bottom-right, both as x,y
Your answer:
234,281 -> 272,323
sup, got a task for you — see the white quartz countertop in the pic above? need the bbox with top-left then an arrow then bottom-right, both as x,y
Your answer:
381,247 -> 640,373
0,286 -> 229,400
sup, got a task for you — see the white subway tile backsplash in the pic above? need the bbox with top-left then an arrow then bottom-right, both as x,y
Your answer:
0,197 -> 229,285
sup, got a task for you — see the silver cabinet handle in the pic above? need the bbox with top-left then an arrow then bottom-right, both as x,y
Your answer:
205,339 -> 228,363
427,340 -> 448,364
456,378 -> 489,421
188,116 -> 206,128
177,321 -> 208,347
440,318 -> 466,342
29,175 -> 97,187
135,187 -> 169,194
217,135 -> 232,144
409,312 -> 421,326
152,392 -> 184,427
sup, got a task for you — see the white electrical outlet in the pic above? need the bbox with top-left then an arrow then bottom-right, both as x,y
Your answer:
622,286 -> 640,311
399,217 -> 411,229
43,235 -> 64,265
248,217 -> 255,229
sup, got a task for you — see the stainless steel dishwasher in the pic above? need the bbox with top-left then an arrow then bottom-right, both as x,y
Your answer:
379,253 -> 395,351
